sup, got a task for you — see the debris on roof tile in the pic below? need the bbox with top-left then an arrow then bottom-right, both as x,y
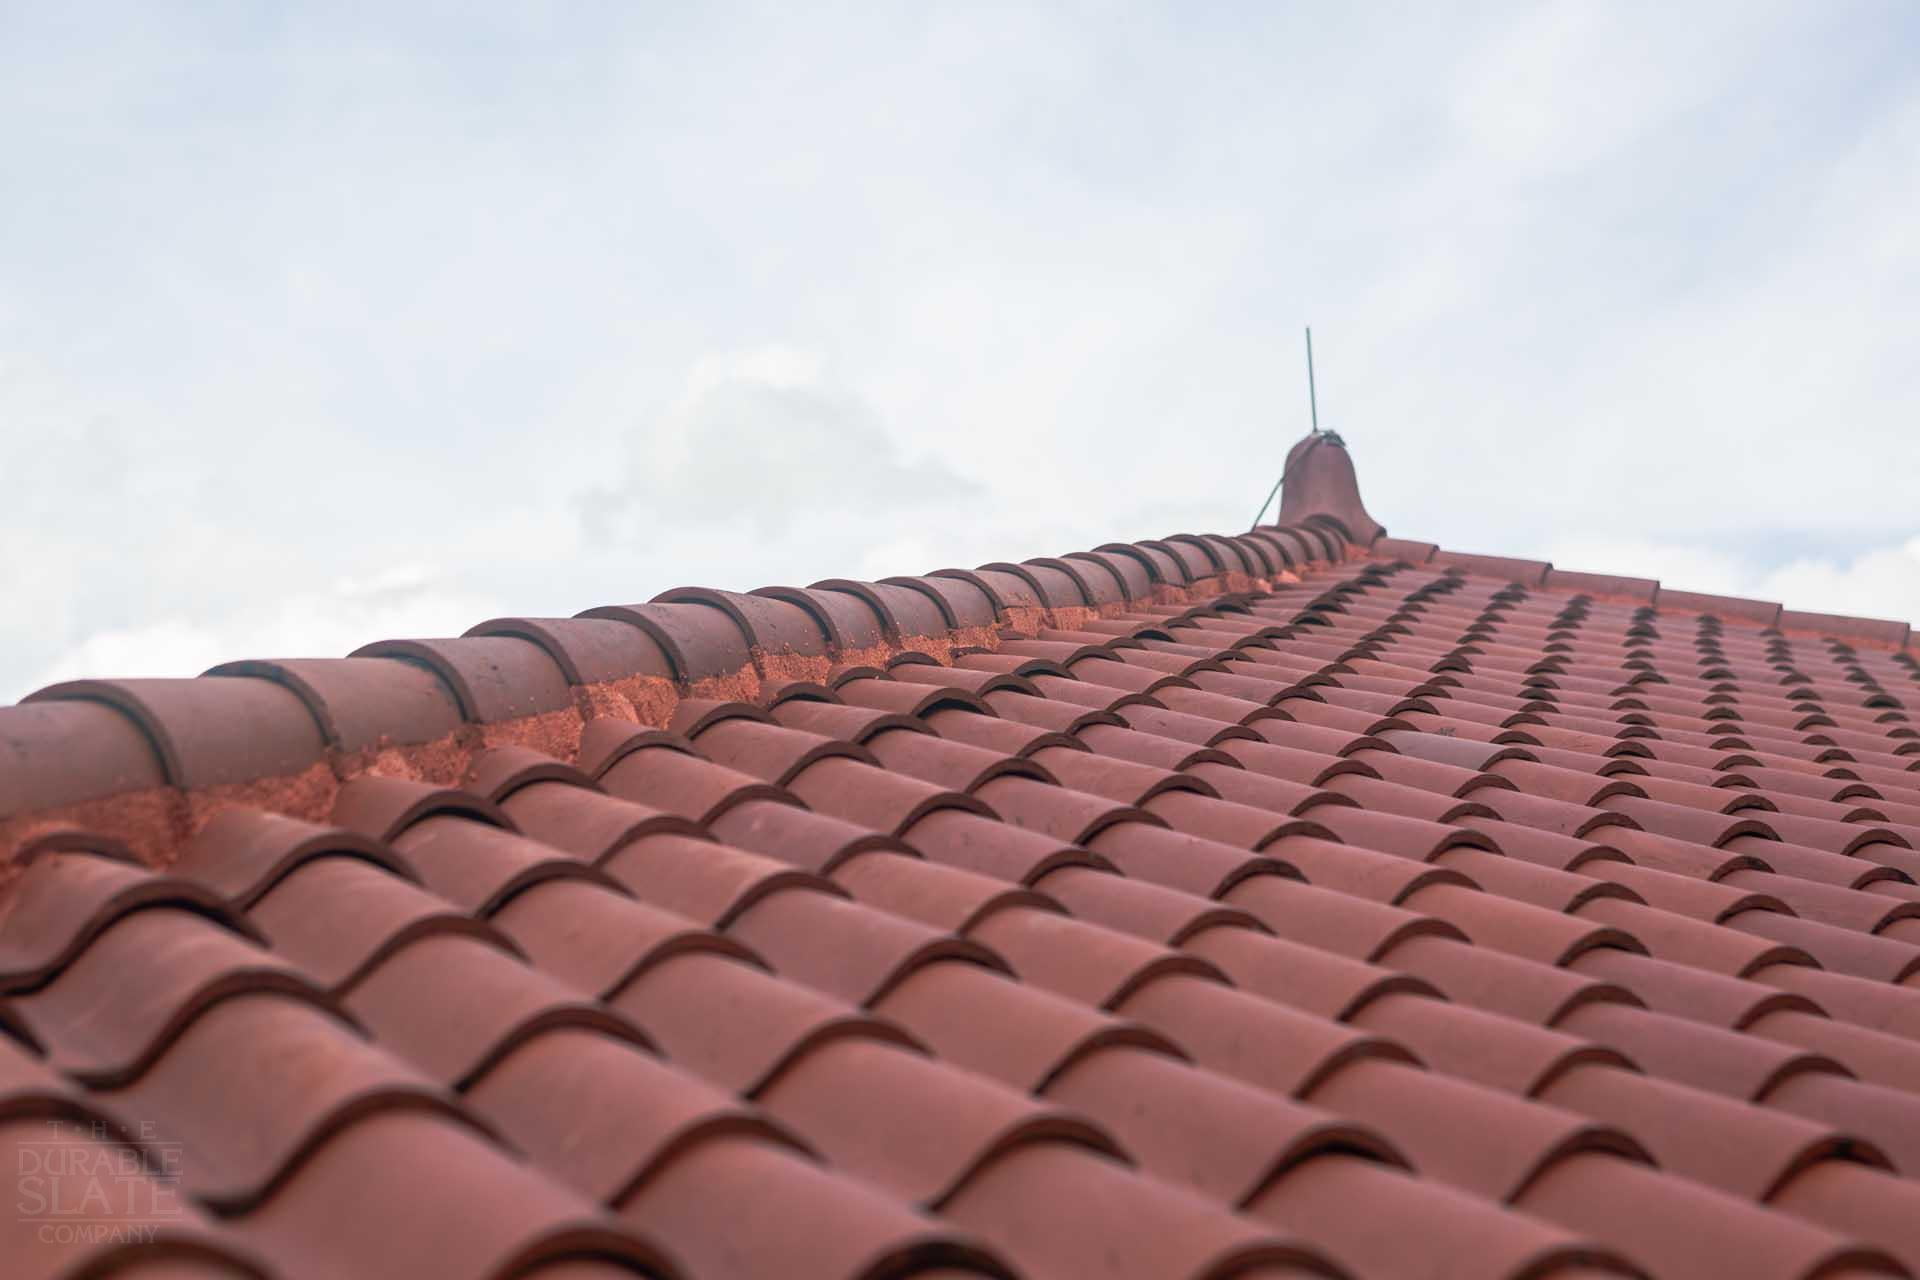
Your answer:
3,431 -> 1918,1278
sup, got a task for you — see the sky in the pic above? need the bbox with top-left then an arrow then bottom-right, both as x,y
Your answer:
4,1 -> 1918,702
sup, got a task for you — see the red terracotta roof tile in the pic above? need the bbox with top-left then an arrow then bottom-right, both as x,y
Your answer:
0,1112 -> 273,1278
8,431 -> 1920,1276
246,853 -> 514,993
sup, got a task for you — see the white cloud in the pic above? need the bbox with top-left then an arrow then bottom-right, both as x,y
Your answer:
580,345 -> 981,541
12,568 -> 494,702
23,621 -> 229,695
2,3 -> 1918,701
1757,537 -> 1920,624
1536,536 -> 1752,599
1451,1 -> 1712,178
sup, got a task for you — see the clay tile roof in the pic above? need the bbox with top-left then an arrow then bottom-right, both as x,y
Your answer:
4,431 -> 1920,1278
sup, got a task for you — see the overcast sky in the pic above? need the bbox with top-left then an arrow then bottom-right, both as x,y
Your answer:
4,2 -> 1918,702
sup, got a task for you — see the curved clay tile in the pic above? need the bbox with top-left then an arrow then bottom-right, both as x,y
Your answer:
343,932 -> 652,1089
247,855 -> 520,992
760,1035 -> 1121,1207
331,775 -> 515,843
1031,865 -> 1262,947
607,949 -> 918,1097
784,757 -> 993,836
811,578 -> 949,641
1303,1055 -> 1649,1203
346,637 -> 574,725
946,1138 -> 1348,1280
599,831 -> 841,929
463,615 -> 677,689
16,907 -> 341,1087
599,744 -> 792,825
572,717 -> 693,777
968,907 -> 1224,1011
864,729 -> 1053,794
1573,960 -> 1815,1055
465,1024 -> 795,1206
926,707 -> 1083,758
872,573 -> 987,629
747,585 -> 861,652
695,717 -> 873,787
1376,933 -> 1627,1027
1044,1044 -> 1403,1206
23,676 -> 325,791
388,817 -> 619,918
228,1108 -> 677,1280
870,960 -> 1180,1094
652,587 -> 835,665
462,744 -> 595,804
1349,992 -> 1633,1096
497,781 -> 705,864
833,852 -> 1057,937
107,990 -> 479,1213
0,1031 -> 155,1150
709,799 -> 914,877
844,671 -> 1006,716
618,1129 -> 1014,1280
205,657 -> 465,756
574,599 -> 753,684
1067,549 -> 1155,599
900,808 -> 1108,885
771,699 -> 922,744
0,1114 -> 274,1278
725,887 -> 1010,1007
1270,838 -> 1475,907
979,560 -> 1088,612
0,848 -> 257,990
490,877 -> 756,998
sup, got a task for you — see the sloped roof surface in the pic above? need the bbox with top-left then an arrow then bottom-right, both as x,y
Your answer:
3,433 -> 1919,1279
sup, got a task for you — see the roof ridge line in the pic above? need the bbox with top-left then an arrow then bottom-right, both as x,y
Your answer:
1362,541 -> 1913,652
0,523 -> 1354,884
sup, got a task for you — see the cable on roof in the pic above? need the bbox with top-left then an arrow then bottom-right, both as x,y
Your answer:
1247,326 -> 1330,530
1247,472 -> 1286,532
1305,324 -> 1320,436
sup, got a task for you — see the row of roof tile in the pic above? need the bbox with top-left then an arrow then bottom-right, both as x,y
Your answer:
1371,539 -> 1912,648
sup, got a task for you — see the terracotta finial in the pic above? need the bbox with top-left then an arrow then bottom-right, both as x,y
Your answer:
1274,431 -> 1386,545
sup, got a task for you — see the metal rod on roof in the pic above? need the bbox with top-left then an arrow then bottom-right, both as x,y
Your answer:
1248,472 -> 1285,531
1306,325 -> 1320,434
1247,324 -> 1322,529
